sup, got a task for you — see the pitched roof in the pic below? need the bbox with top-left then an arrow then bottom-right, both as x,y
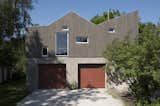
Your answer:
48,11 -> 96,27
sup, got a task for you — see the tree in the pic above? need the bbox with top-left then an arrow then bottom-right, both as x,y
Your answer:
90,15 -> 105,24
91,9 -> 122,24
104,22 -> 160,104
0,0 -> 33,80
0,0 -> 33,38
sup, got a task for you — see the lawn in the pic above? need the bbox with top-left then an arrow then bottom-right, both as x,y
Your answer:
0,78 -> 28,106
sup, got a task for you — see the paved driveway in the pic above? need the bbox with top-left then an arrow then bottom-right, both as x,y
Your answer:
17,89 -> 123,106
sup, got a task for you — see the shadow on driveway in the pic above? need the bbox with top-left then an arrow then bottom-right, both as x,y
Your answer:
17,89 -> 122,106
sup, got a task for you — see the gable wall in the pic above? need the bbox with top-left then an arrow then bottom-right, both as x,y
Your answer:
26,11 -> 138,58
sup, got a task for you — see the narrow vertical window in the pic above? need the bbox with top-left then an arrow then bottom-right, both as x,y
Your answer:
55,32 -> 68,56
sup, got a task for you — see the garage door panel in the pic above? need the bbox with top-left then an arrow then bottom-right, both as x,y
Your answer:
39,64 -> 66,89
79,64 -> 105,88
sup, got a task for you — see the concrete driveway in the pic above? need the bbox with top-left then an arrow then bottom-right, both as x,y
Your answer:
17,89 -> 123,106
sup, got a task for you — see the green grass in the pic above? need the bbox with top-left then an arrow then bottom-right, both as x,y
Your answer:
0,78 -> 28,106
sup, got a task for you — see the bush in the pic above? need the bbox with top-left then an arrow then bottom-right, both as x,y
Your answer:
136,99 -> 160,106
104,23 -> 160,104
68,82 -> 78,90
130,74 -> 159,102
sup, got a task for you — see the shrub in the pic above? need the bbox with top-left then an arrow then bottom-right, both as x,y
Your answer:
68,82 -> 78,90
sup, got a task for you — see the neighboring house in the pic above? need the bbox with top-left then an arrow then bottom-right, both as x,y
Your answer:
26,11 -> 138,92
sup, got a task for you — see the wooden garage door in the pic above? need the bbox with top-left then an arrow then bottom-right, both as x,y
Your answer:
39,64 -> 66,89
79,64 -> 105,88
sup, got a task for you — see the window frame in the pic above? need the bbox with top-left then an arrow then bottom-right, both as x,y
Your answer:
41,46 -> 48,57
75,36 -> 89,44
55,32 -> 69,56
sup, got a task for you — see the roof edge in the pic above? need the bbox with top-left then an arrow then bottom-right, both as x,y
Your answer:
48,10 -> 96,27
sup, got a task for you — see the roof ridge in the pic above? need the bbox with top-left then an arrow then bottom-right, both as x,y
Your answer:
48,11 -> 96,27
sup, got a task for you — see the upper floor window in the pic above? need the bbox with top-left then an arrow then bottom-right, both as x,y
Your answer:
108,27 -> 115,33
41,46 -> 48,57
55,32 -> 68,56
62,25 -> 69,31
75,36 -> 89,44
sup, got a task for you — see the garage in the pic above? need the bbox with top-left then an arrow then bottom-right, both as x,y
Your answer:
79,64 -> 106,88
39,64 -> 67,89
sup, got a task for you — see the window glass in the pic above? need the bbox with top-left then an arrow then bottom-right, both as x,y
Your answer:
76,36 -> 88,43
62,25 -> 69,31
56,32 -> 68,55
42,47 -> 48,57
62,25 -> 68,29
108,28 -> 115,33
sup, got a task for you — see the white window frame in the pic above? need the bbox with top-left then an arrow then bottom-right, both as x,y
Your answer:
75,36 -> 89,44
55,32 -> 69,56
62,28 -> 69,31
41,47 -> 48,57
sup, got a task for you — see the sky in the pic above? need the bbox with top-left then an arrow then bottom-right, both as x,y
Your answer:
30,0 -> 160,26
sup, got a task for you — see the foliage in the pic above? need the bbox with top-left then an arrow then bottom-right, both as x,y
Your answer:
104,22 -> 160,104
12,38 -> 26,79
0,0 -> 33,79
0,39 -> 18,67
91,9 -> 122,24
136,99 -> 160,106
0,78 -> 27,106
68,82 -> 78,90
91,15 -> 106,24
0,0 -> 33,38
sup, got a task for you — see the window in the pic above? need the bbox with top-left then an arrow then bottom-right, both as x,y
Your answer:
62,25 -> 69,31
55,32 -> 68,56
108,27 -> 115,33
41,47 -> 48,57
76,36 -> 89,44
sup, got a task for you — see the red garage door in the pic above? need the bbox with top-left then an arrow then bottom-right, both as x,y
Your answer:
39,64 -> 66,89
79,64 -> 105,88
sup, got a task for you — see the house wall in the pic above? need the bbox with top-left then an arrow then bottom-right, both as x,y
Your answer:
26,57 -> 106,92
26,11 -> 138,58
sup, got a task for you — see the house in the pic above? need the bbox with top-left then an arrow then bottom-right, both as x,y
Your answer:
26,11 -> 138,92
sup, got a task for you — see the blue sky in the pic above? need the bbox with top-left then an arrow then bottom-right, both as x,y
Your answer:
30,0 -> 160,26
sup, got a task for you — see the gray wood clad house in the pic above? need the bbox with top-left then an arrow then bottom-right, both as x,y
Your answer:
26,11 -> 138,91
